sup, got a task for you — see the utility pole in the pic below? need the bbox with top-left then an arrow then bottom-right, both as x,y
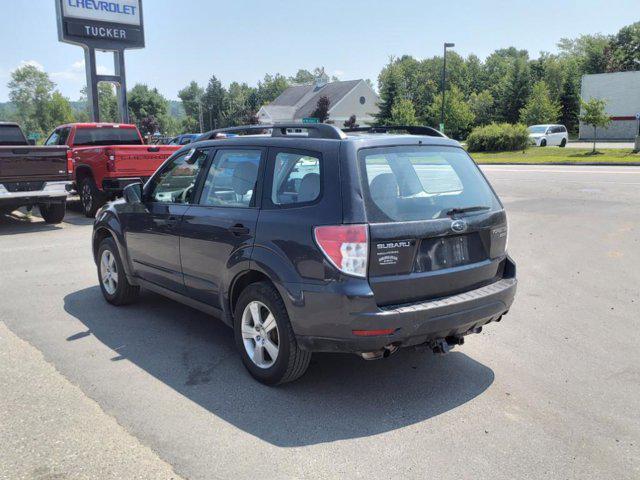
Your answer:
440,42 -> 455,133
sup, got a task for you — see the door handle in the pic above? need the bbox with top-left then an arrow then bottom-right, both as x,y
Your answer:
166,215 -> 180,227
228,224 -> 250,236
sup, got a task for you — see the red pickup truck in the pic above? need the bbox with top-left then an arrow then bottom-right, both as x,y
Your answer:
44,123 -> 180,217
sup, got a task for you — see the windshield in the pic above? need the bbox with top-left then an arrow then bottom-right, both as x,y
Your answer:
527,126 -> 547,134
0,125 -> 28,146
359,145 -> 500,222
73,127 -> 142,146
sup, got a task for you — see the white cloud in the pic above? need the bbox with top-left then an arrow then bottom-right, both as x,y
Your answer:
16,60 -> 44,71
51,59 -> 109,82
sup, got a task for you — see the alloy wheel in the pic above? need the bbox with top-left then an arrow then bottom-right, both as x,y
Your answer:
241,301 -> 280,368
100,249 -> 118,295
82,183 -> 93,212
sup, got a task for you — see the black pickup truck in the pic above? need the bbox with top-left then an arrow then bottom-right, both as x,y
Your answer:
0,122 -> 71,223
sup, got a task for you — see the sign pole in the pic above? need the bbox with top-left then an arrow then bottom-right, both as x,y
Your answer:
114,50 -> 129,123
84,47 -> 100,122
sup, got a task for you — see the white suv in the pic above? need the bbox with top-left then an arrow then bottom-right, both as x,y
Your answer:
527,124 -> 568,147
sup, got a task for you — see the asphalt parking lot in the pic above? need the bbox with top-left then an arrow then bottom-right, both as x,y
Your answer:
1,165 -> 639,480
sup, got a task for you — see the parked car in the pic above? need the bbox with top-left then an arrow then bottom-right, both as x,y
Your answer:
527,124 -> 568,147
0,122 -> 70,223
92,124 -> 517,385
168,133 -> 199,145
44,123 -> 180,217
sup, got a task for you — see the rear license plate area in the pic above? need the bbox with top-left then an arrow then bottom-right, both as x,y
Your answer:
415,233 -> 487,272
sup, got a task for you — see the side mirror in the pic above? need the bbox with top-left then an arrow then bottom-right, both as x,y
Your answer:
123,182 -> 143,204
28,139 -> 36,146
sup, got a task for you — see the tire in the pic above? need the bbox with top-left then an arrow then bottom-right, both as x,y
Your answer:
39,201 -> 66,224
234,281 -> 311,385
560,138 -> 567,148
97,237 -> 140,306
80,176 -> 105,218
540,139 -> 547,147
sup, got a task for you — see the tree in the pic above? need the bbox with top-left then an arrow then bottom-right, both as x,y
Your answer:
496,56 -> 531,123
255,73 -> 289,106
311,95 -> 330,123
178,81 -> 204,132
558,34 -> 611,74
226,81 -> 255,126
202,75 -> 227,130
289,69 -> 315,84
8,64 -> 55,136
579,98 -> 611,153
427,85 -> 474,139
375,60 -> 405,125
79,83 -> 119,122
560,61 -> 581,133
607,21 -> 640,72
519,81 -> 560,126
389,98 -> 418,126
46,91 -> 75,127
468,90 -> 495,126
343,115 -> 358,129
127,84 -> 169,135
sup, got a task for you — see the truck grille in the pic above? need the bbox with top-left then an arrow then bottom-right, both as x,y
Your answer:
3,181 -> 45,192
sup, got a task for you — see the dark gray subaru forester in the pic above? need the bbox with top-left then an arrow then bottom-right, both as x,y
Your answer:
92,124 -> 516,385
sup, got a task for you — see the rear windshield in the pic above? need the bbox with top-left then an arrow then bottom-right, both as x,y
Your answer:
359,145 -> 500,222
73,127 -> 142,146
0,125 -> 28,145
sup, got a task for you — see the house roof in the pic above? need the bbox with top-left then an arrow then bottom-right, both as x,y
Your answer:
266,80 -> 363,120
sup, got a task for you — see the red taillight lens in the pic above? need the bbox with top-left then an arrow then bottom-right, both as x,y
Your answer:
106,149 -> 116,172
314,224 -> 368,278
352,329 -> 395,337
66,149 -> 73,174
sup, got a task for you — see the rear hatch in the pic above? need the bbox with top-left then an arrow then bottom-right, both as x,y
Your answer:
358,145 -> 508,306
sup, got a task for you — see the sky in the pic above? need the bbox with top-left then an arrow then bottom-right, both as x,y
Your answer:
0,0 -> 637,102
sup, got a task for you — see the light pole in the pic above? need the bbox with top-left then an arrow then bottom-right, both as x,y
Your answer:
440,42 -> 455,133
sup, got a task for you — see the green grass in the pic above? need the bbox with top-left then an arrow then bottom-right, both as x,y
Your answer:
469,148 -> 640,165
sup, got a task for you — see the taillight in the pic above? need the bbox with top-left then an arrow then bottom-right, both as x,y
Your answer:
66,149 -> 73,174
106,149 -> 116,172
314,224 -> 368,278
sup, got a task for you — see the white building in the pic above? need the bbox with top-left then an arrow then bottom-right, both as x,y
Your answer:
257,79 -> 379,127
579,71 -> 640,140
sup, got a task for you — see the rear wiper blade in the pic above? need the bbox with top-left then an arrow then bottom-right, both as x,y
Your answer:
446,205 -> 490,216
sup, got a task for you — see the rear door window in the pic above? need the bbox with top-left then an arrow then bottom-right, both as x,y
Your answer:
271,151 -> 321,205
359,146 -> 500,222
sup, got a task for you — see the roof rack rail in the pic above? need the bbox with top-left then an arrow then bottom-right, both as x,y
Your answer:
197,123 -> 347,141
342,125 -> 447,138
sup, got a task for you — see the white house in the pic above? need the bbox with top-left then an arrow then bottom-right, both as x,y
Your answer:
579,71 -> 640,140
257,79 -> 380,127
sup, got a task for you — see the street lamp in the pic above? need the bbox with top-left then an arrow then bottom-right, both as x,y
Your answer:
440,42 -> 455,133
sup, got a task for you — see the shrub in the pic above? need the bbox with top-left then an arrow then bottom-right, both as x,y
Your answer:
466,123 -> 529,152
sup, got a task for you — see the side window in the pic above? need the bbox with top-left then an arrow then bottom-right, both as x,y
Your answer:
148,149 -> 208,204
45,130 -> 60,146
58,128 -> 70,145
199,149 -> 262,208
180,137 -> 193,145
271,151 -> 321,205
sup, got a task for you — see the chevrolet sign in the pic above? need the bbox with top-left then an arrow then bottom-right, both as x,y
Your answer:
57,0 -> 144,49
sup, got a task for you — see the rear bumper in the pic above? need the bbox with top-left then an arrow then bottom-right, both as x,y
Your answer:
0,181 -> 70,207
288,258 -> 517,353
101,177 -> 149,193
